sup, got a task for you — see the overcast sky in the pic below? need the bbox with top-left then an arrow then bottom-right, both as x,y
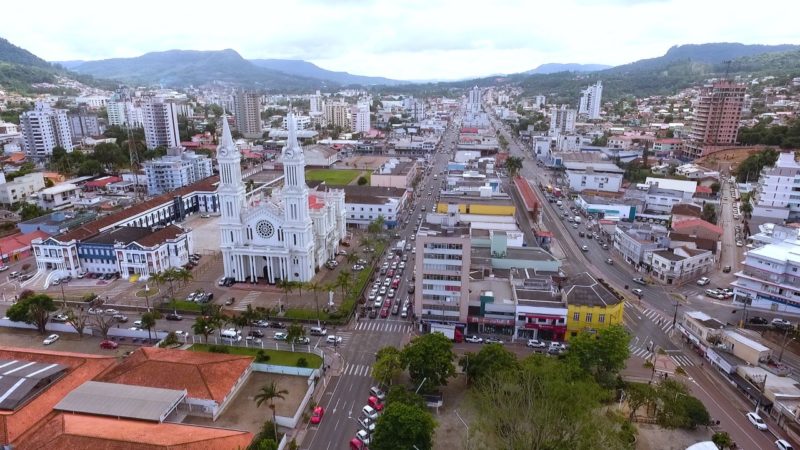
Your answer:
4,0 -> 798,80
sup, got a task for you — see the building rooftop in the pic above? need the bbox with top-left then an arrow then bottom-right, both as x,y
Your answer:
645,177 -> 697,194
724,330 -> 770,353
0,359 -> 69,410
685,311 -> 726,329
564,272 -> 622,307
39,183 -> 79,195
672,218 -> 724,236
96,347 -> 252,404
54,381 -> 186,422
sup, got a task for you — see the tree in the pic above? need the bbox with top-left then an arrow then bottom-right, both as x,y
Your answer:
19,203 -> 48,221
655,379 -> 710,430
7,293 -> 57,334
286,323 -> 305,349
385,385 -> 425,409
65,308 -> 90,338
90,312 -> 117,340
712,431 -> 734,449
740,201 -> 753,218
336,270 -> 353,300
504,156 -> 524,178
173,268 -> 193,288
277,279 -> 294,307
140,312 -> 158,341
458,343 -> 519,385
373,346 -> 403,386
400,333 -> 456,392
625,382 -> 657,421
367,216 -> 386,236
192,316 -> 214,343
246,179 -> 256,193
371,402 -> 437,450
701,203 -> 717,224
566,325 -> 631,388
305,281 -> 327,327
254,381 -> 289,442
709,182 -> 721,194
357,176 -> 368,185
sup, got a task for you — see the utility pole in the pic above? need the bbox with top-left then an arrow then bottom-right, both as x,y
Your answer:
779,327 -> 794,362
672,301 -> 680,327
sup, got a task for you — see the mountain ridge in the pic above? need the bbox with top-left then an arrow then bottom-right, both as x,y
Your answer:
524,63 -> 611,74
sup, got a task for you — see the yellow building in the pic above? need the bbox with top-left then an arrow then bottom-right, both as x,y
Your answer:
563,272 -> 625,340
435,201 -> 515,216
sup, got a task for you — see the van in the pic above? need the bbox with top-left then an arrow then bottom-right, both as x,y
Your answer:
310,326 -> 327,336
220,328 -> 241,339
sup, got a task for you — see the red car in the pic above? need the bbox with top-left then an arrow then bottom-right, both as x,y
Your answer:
367,396 -> 384,411
310,406 -> 325,424
100,340 -> 119,349
380,307 -> 389,318
349,438 -> 366,450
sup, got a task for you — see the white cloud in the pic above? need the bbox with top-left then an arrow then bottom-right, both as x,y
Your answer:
3,0 -> 798,80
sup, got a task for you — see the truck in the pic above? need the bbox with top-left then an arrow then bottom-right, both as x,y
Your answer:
574,216 -> 582,224
394,240 -> 406,254
553,187 -> 562,197
430,323 -> 463,343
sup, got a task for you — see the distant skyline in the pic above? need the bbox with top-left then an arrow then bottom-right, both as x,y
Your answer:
4,0 -> 799,80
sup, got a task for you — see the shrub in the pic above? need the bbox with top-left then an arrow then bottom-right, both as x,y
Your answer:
208,345 -> 230,354
297,357 -> 308,368
159,332 -> 179,348
256,350 -> 271,363
357,176 -> 368,185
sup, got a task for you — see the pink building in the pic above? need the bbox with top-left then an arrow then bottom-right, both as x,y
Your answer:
683,81 -> 745,159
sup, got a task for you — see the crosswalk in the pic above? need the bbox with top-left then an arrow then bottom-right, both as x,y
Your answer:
627,344 -> 695,367
342,363 -> 373,378
626,303 -> 674,333
629,344 -> 653,361
354,321 -> 413,333
670,354 -> 694,367
230,291 -> 259,311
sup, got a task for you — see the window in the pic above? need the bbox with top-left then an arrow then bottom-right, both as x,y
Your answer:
598,314 -> 605,323
585,313 -> 593,323
572,312 -> 580,321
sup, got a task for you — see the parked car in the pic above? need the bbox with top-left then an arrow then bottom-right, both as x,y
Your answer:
526,339 -> 546,348
112,314 -> 129,323
166,313 -> 183,321
51,314 -> 69,323
367,396 -> 384,411
43,334 -> 60,345
369,386 -> 386,401
270,322 -> 286,329
361,405 -> 379,421
633,277 -> 647,285
326,335 -> 343,345
104,308 -> 119,316
484,337 -> 504,345
746,411 -> 768,431
465,335 -> 484,344
274,332 -> 287,340
310,406 -> 325,424
748,316 -> 769,325
776,439 -> 794,450
248,330 -> 265,338
355,429 -> 371,445
722,266 -> 732,273
100,340 -> 119,349
772,318 -> 793,329
696,277 -> 711,286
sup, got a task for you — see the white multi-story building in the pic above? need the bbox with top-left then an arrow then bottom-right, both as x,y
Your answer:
733,228 -> 800,313
36,183 -> 81,211
565,167 -> 623,193
310,90 -> 324,115
143,148 -> 213,196
351,106 -> 370,133
143,98 -> 180,150
0,172 -> 46,206
645,185 -> 693,213
218,113 -> 346,283
107,99 -> 127,126
76,96 -> 108,109
342,186 -> 408,229
650,247 -> 713,285
533,95 -> 546,109
282,115 -> 311,130
613,222 -> 669,269
549,105 -> 576,136
579,81 -> 603,120
19,102 -> 74,157
750,152 -> 800,223
468,86 -> 481,112
414,207 -> 472,338
324,101 -> 351,130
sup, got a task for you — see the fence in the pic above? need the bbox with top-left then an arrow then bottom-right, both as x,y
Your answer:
252,363 -> 317,377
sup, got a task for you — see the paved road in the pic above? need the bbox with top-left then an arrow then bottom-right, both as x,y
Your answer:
303,109 -> 463,450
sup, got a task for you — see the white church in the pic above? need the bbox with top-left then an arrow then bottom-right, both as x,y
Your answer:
218,113 -> 346,283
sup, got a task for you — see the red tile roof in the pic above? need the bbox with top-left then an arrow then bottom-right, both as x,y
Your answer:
85,176 -> 122,188
308,195 -> 325,210
0,347 -> 117,445
57,176 -> 218,243
672,218 -> 723,236
135,225 -> 187,247
695,185 -> 712,194
0,231 -> 50,254
97,348 -> 252,404
17,414 -> 253,450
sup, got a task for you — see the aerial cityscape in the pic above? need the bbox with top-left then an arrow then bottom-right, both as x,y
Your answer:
1,2 -> 800,449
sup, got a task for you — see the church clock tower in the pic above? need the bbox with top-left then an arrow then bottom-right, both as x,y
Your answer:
217,116 -> 245,278
282,112 -> 314,280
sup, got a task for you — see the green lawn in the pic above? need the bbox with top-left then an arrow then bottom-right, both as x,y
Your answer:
305,169 -> 361,185
161,299 -> 202,312
189,344 -> 323,368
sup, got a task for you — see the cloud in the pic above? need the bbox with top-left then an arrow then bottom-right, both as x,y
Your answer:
2,0 -> 798,80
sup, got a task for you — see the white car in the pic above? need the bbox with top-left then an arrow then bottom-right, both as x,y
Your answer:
43,334 -> 60,345
51,314 -> 69,323
465,335 -> 483,344
326,335 -> 342,344
746,411 -> 768,431
632,288 -> 644,297
104,308 -> 119,316
174,330 -> 188,337
696,277 -> 710,286
133,320 -> 143,327
356,429 -> 372,445
274,332 -> 287,340
776,439 -> 794,450
581,245 -> 589,252
772,318 -> 792,328
526,339 -> 546,348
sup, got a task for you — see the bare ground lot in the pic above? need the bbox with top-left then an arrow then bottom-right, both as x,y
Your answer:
635,423 -> 713,450
183,371 -> 309,434
336,155 -> 390,171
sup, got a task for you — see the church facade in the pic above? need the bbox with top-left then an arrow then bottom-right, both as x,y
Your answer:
218,113 -> 346,283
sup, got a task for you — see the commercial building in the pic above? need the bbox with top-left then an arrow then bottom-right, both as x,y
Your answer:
468,86 -> 481,112
575,195 -> 637,221
143,147 -> 214,195
671,218 -> 723,241
549,105 -> 576,135
578,81 -> 603,120
652,138 -> 684,157
512,277 -> 568,342
371,158 -> 418,189
564,272 -> 624,339
282,115 -> 311,130
565,163 -> 624,193
732,228 -> 800,314
650,247 -> 714,285
414,208 -> 472,340
613,222 -> 669,268
0,172 -> 46,206
142,98 -> 180,150
19,102 -> 74,157
645,185 -> 692,213
340,185 -> 408,229
234,90 -> 262,138
750,152 -> 800,224
36,183 -> 81,211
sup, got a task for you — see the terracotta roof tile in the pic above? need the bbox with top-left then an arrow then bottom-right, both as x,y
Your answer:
135,225 -> 187,248
671,218 -> 723,236
17,413 -> 253,450
0,347 -> 116,445
97,348 -> 252,404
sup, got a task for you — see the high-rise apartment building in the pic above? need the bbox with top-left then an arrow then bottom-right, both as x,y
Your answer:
234,91 -> 262,138
142,98 -> 180,150
683,81 -> 746,159
351,106 -> 370,133
19,102 -> 74,157
310,90 -> 324,115
549,105 -> 577,136
468,86 -> 481,112
578,81 -> 603,120
68,109 -> 101,138
750,152 -> 800,224
143,147 -> 213,195
324,101 -> 351,130
414,209 -> 472,337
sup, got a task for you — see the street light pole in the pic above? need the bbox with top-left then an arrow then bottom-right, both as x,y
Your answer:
779,327 -> 794,362
672,301 -> 680,327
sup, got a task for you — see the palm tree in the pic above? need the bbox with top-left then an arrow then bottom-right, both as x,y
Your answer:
305,281 -> 324,327
192,316 -> 213,343
246,179 -> 256,193
140,311 -> 160,341
277,279 -> 294,308
505,156 -> 523,178
174,268 -> 193,288
336,270 -> 353,300
254,381 -> 289,442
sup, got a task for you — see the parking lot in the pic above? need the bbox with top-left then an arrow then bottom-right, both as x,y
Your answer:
0,327 -> 140,357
